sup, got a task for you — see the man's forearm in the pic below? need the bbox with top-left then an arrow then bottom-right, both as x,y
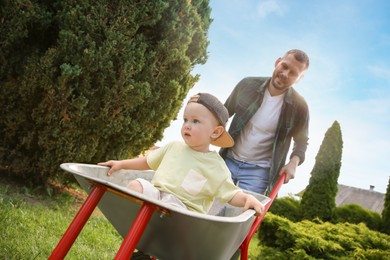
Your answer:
288,155 -> 300,167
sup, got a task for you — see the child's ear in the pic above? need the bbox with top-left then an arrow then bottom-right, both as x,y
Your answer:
211,126 -> 224,139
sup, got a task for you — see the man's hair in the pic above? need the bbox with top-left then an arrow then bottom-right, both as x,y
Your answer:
285,49 -> 310,69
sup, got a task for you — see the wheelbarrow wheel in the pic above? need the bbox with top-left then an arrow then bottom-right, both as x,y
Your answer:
131,251 -> 152,260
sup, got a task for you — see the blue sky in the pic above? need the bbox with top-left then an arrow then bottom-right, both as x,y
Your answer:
157,0 -> 390,196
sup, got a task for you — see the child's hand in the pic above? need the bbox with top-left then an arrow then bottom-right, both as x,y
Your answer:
229,191 -> 265,216
98,160 -> 122,176
243,195 -> 264,216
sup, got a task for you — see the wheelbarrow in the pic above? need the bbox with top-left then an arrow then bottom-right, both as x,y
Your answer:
49,163 -> 286,260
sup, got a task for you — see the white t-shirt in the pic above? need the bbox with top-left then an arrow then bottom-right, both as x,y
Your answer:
230,89 -> 285,167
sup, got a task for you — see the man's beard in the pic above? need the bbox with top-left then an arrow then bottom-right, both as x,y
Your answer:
271,77 -> 289,91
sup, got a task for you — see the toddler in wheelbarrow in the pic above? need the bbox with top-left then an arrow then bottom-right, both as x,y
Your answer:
51,93 -> 270,260
99,93 -> 266,259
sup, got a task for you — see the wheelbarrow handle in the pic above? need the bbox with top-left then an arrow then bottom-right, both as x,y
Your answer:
239,172 -> 286,259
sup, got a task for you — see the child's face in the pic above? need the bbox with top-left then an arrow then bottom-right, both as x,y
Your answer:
181,102 -> 221,152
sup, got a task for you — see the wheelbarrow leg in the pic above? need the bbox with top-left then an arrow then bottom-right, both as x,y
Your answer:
49,184 -> 106,259
114,202 -> 157,260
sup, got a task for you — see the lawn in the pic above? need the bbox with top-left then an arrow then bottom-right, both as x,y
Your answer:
0,176 -> 263,259
0,176 -> 122,259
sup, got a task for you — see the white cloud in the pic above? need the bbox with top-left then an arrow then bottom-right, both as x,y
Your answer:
256,0 -> 286,19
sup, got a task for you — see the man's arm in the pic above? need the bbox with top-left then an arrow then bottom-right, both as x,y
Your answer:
283,93 -> 310,183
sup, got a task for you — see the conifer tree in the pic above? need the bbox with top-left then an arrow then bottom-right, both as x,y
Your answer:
0,0 -> 211,184
382,177 -> 390,234
300,121 -> 343,221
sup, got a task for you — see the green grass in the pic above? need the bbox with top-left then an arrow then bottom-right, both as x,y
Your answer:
1,177 -> 265,259
13,175 -> 389,260
1,177 -> 268,260
0,178 -> 122,259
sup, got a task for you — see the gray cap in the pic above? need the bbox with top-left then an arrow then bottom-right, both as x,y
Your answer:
188,93 -> 234,148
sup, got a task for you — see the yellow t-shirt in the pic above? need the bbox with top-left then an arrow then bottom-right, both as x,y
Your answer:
147,141 -> 240,213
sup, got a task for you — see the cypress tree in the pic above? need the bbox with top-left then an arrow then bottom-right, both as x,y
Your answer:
301,121 -> 343,221
0,0 -> 211,184
382,177 -> 390,234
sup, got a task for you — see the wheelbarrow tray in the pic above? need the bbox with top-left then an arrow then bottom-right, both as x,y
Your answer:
61,163 -> 271,260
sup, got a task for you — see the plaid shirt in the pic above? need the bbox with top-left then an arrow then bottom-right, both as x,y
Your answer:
220,77 -> 309,194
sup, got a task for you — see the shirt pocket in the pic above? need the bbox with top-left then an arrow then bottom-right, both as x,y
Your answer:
181,169 -> 207,195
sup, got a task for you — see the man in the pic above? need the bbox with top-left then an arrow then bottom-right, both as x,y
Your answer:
220,49 -> 310,195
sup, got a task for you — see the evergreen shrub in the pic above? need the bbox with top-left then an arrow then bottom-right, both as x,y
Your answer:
382,178 -> 390,234
257,213 -> 390,259
268,197 -> 302,222
300,121 -> 343,221
332,203 -> 382,231
0,0 -> 211,184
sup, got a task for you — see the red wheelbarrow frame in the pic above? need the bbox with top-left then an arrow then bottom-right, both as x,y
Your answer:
239,172 -> 286,259
49,173 -> 286,260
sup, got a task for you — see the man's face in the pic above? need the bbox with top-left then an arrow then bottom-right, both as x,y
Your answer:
270,53 -> 307,92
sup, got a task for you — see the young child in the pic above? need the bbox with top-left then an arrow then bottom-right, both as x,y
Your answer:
98,93 -> 264,215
